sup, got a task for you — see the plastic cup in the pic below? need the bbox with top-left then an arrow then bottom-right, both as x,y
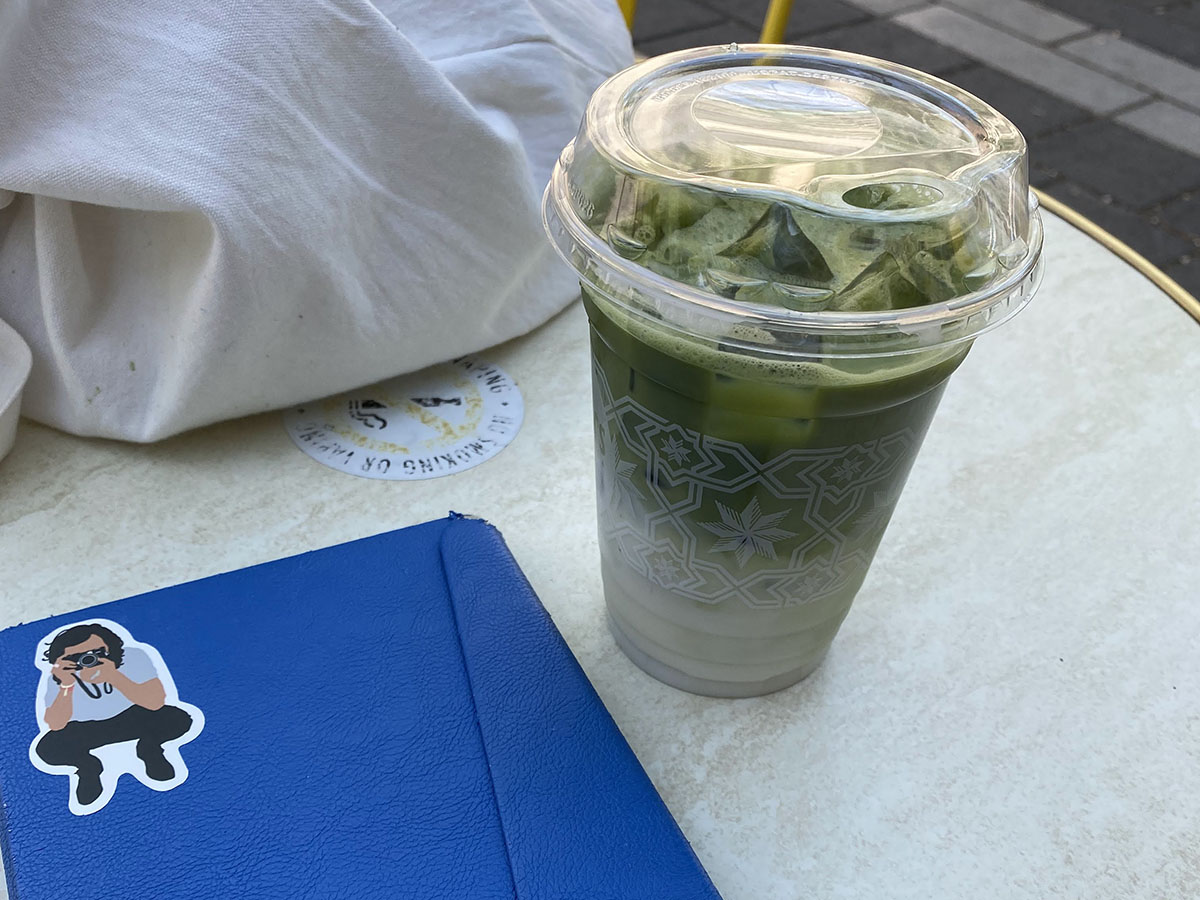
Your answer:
543,45 -> 1043,697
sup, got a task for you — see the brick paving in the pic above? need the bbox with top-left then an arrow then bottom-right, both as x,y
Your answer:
630,0 -> 1200,300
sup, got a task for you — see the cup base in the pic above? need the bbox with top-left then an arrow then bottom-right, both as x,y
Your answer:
608,613 -> 827,698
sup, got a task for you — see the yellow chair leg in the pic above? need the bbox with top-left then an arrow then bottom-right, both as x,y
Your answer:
618,0 -> 638,30
621,0 -> 794,46
760,0 -> 795,43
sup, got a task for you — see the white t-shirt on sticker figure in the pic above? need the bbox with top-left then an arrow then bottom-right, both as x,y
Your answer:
42,647 -> 160,723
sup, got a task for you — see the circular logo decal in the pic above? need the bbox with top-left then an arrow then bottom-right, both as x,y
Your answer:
283,357 -> 523,480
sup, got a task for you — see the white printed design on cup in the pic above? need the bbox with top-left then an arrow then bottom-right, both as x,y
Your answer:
594,362 -> 915,609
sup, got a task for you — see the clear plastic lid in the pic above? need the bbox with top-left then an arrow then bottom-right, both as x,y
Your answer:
543,44 -> 1044,358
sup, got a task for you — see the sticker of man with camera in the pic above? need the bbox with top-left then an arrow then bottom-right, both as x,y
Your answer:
28,619 -> 205,815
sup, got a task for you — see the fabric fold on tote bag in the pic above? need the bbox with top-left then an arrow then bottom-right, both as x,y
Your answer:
0,0 -> 632,441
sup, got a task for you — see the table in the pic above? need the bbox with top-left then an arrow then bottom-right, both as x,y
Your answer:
1,212 -> 1197,899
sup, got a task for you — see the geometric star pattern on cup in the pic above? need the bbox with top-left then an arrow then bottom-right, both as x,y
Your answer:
595,419 -> 641,516
648,553 -> 683,587
698,497 -> 797,566
660,434 -> 692,465
593,361 -> 917,609
829,456 -> 864,483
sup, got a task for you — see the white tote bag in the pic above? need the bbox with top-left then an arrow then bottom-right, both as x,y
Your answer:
0,0 -> 632,441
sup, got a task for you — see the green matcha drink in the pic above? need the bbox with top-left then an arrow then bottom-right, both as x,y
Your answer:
544,45 -> 1043,696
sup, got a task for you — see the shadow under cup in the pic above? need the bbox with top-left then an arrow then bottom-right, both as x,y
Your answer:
584,287 -> 969,697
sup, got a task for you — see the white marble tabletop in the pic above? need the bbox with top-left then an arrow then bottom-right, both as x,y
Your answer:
1,213 -> 1197,899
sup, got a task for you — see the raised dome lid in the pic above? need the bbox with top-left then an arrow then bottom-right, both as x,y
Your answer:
544,44 -> 1043,357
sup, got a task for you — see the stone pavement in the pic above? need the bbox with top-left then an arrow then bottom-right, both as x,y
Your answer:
631,0 -> 1200,300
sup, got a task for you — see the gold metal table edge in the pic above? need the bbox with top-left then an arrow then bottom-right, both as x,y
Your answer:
1033,188 -> 1200,325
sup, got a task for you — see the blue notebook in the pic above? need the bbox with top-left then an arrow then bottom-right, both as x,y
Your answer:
0,514 -> 722,899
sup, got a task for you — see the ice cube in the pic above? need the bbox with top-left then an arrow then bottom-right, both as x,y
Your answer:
656,205 -> 766,267
720,203 -> 833,285
736,281 -> 834,311
903,250 -> 957,303
832,252 -> 926,311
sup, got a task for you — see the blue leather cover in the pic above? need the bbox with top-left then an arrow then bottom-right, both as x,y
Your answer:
0,515 -> 722,899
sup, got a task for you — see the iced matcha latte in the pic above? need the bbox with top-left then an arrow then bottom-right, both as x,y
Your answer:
544,46 -> 1043,696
